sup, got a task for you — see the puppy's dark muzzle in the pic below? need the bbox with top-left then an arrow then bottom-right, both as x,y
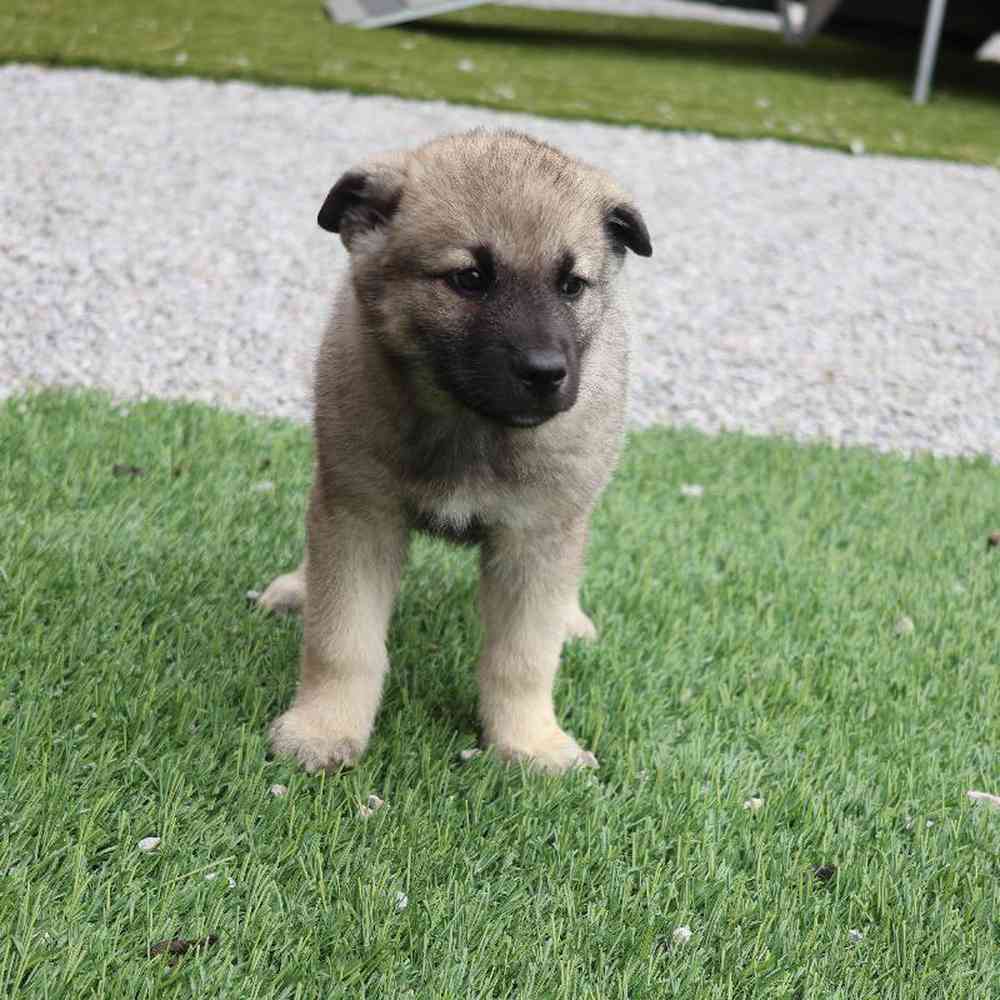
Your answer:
512,349 -> 568,398
500,341 -> 579,428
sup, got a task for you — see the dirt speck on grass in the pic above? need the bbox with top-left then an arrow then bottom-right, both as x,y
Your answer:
112,463 -> 145,478
147,934 -> 218,963
812,864 -> 837,882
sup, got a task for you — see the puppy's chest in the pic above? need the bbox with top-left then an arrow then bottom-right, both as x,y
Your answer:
406,478 -> 542,544
397,417 -> 563,541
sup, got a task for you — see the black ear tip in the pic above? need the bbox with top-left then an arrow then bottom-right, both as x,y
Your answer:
317,171 -> 367,234
608,204 -> 652,258
317,206 -> 337,233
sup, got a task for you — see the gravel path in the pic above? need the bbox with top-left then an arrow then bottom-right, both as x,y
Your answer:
3,64 -> 999,459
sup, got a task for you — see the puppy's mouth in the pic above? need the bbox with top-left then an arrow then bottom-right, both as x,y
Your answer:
504,412 -> 550,429
465,384 -> 578,430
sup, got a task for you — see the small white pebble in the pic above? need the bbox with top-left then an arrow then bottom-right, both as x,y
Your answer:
269,783 -> 288,798
849,139 -> 866,156
359,794 -> 385,818
459,747 -> 482,762
174,52 -> 188,66
250,480 -> 275,493
137,836 -> 161,852
395,891 -> 408,911
926,819 -> 934,828
456,58 -> 476,72
755,96 -> 771,109
680,483 -> 704,498
904,815 -> 914,830
848,928 -> 864,943
894,615 -> 915,636
672,925 -> 693,946
246,589 -> 261,601
967,790 -> 1000,809
743,797 -> 764,813
204,871 -> 218,881
227,877 -> 236,889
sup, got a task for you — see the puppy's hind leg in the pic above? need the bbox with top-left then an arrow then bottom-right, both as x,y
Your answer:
258,556 -> 307,615
565,602 -> 597,643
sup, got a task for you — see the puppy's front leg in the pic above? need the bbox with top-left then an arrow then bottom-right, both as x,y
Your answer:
478,522 -> 598,774
269,492 -> 407,772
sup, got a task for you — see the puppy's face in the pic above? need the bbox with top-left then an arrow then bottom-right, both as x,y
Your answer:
319,131 -> 651,428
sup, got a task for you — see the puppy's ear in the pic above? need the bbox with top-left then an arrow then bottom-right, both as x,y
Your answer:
318,159 -> 406,250
606,203 -> 652,258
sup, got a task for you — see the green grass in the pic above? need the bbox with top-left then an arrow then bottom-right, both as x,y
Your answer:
4,0 -> 1000,164
2,389 -> 1000,997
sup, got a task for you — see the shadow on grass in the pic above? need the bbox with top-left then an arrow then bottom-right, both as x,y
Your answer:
412,13 -> 1000,103
385,539 -> 482,734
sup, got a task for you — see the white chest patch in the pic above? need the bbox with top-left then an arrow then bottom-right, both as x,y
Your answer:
418,482 -> 543,535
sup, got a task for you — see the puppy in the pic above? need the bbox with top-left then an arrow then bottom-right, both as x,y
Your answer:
260,129 -> 651,774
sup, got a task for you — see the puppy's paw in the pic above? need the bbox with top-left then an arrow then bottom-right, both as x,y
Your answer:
488,727 -> 599,775
257,570 -> 306,615
565,608 -> 598,643
269,708 -> 364,773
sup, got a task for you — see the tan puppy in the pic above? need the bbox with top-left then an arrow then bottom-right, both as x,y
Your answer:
260,130 -> 651,774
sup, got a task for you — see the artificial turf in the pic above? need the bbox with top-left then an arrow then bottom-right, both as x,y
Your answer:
3,0 -> 1000,165
1,389 -> 999,997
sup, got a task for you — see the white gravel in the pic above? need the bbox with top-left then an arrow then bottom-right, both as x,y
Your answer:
3,64 -> 999,459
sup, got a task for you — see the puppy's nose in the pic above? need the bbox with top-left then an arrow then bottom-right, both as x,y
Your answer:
513,349 -> 567,396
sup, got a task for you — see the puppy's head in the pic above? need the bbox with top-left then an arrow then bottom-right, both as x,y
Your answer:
318,130 -> 651,428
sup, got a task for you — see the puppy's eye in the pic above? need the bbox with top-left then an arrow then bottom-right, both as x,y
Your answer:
447,268 -> 489,297
559,274 -> 586,299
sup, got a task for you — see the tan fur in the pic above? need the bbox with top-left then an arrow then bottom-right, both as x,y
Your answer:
261,130 -> 649,774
